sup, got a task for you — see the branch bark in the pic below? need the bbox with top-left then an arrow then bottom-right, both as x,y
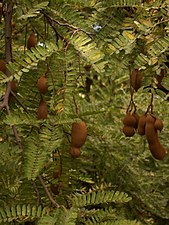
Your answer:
0,1 -> 23,149
38,175 -> 59,208
5,2 -> 13,65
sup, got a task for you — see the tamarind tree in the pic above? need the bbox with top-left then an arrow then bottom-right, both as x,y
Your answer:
0,0 -> 169,224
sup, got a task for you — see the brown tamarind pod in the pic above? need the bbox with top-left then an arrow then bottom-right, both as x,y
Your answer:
132,112 -> 139,129
154,118 -> 163,132
138,114 -> 146,135
37,75 -> 48,94
146,114 -> 156,123
145,115 -> 156,144
27,32 -> 37,50
37,99 -> 48,119
145,115 -> 167,160
130,69 -> 142,92
0,60 -> 6,73
70,146 -> 81,158
147,128 -> 167,160
10,80 -> 17,93
50,184 -> 59,195
122,113 -> 136,127
149,140 -> 167,160
71,121 -> 87,148
122,126 -> 135,137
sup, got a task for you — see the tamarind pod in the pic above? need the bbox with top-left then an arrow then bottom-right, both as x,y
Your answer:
145,115 -> 156,144
122,113 -> 136,127
154,118 -> 163,132
50,184 -> 59,195
145,115 -> 167,160
149,139 -> 167,160
137,114 -> 146,135
146,114 -> 156,124
0,60 -> 6,73
27,32 -> 37,50
122,126 -> 135,137
132,112 -> 139,129
70,146 -> 81,158
10,80 -> 17,93
130,69 -> 142,92
37,99 -> 48,119
37,75 -> 48,94
71,122 -> 87,148
145,123 -> 157,144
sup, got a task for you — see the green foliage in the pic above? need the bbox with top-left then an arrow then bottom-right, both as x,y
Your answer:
71,190 -> 131,207
0,205 -> 49,224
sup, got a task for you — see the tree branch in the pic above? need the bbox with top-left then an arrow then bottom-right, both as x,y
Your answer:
38,175 -> 59,208
41,10 -> 93,37
11,90 -> 29,113
32,180 -> 43,206
0,1 -> 23,149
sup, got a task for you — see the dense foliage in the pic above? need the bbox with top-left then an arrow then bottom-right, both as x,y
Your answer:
0,0 -> 169,224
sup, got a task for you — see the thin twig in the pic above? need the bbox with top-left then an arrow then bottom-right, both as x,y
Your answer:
11,90 -> 29,113
24,23 -> 27,54
145,92 -> 154,114
73,95 -> 79,115
32,180 -> 43,206
38,175 -> 59,208
41,10 -> 93,37
6,105 -> 22,148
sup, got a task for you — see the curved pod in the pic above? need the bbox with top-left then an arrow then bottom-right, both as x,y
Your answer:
145,115 -> 167,160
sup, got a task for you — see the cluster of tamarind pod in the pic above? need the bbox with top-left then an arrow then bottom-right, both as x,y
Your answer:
122,112 -> 167,160
70,121 -> 87,158
26,32 -> 49,120
50,121 -> 87,194
36,75 -> 48,120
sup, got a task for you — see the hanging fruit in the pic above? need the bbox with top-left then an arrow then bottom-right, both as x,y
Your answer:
50,184 -> 59,195
0,59 -> 7,73
71,121 -> 87,148
70,146 -> 81,158
122,126 -> 135,137
10,80 -> 17,93
122,113 -> 136,127
122,112 -> 136,137
27,32 -> 37,50
37,75 -> 48,94
37,99 -> 48,119
70,121 -> 87,158
130,69 -> 142,92
132,112 -> 139,129
154,118 -> 164,132
145,114 -> 167,160
137,114 -> 147,136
